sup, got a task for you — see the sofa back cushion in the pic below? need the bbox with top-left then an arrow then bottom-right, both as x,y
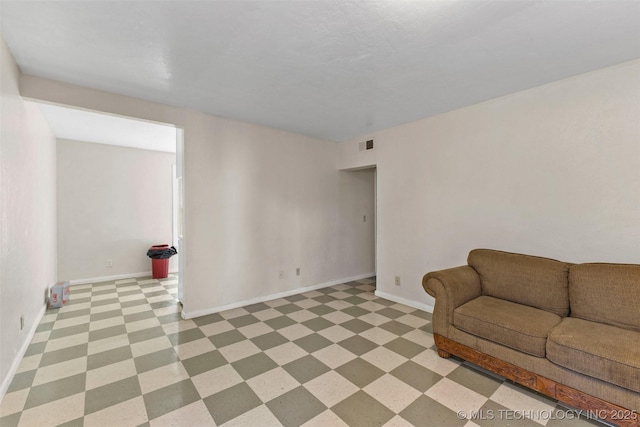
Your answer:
468,249 -> 570,317
569,263 -> 640,332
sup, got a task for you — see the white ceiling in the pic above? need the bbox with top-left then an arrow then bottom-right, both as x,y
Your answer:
2,1 -> 640,142
36,103 -> 177,153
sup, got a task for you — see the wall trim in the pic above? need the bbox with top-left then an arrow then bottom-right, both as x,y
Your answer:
68,270 -> 179,286
374,290 -> 434,313
181,272 -> 376,319
0,303 -> 46,402
69,271 -> 152,285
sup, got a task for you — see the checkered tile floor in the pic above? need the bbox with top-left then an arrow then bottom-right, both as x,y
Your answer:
0,276 -> 604,427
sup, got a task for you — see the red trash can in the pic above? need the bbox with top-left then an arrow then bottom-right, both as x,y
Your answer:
150,244 -> 170,279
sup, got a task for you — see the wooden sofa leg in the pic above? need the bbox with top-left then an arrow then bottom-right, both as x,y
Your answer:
437,348 -> 452,358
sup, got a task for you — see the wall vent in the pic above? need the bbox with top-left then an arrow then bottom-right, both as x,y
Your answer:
359,139 -> 374,152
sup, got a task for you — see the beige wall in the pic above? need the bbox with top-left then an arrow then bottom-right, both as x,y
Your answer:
57,139 -> 176,281
20,74 -> 376,318
340,59 -> 640,311
0,39 -> 57,397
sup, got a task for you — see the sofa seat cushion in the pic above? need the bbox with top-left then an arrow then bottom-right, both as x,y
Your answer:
547,317 -> 640,393
454,296 -> 562,357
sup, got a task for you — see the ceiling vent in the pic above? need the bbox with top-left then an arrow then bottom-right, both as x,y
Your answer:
359,139 -> 374,152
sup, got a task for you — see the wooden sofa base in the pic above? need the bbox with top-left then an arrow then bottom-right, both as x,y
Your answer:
434,334 -> 639,427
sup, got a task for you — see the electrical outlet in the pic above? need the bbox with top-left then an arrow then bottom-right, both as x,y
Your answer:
395,276 -> 401,286
20,315 -> 24,331
106,259 -> 113,268
296,267 -> 300,276
279,270 -> 284,279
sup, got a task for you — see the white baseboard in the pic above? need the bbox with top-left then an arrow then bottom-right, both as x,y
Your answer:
181,272 -> 376,319
69,270 -> 180,286
0,303 -> 46,402
69,271 -> 152,285
374,290 -> 434,313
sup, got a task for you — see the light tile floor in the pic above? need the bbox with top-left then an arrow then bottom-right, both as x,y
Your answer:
0,276 -> 605,426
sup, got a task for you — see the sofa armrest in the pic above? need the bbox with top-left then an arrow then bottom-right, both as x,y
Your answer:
422,265 -> 481,337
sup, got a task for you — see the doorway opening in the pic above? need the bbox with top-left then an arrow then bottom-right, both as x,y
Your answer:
35,102 -> 186,306
342,165 -> 377,284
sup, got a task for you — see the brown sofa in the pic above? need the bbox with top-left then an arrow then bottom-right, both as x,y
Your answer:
423,249 -> 640,427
